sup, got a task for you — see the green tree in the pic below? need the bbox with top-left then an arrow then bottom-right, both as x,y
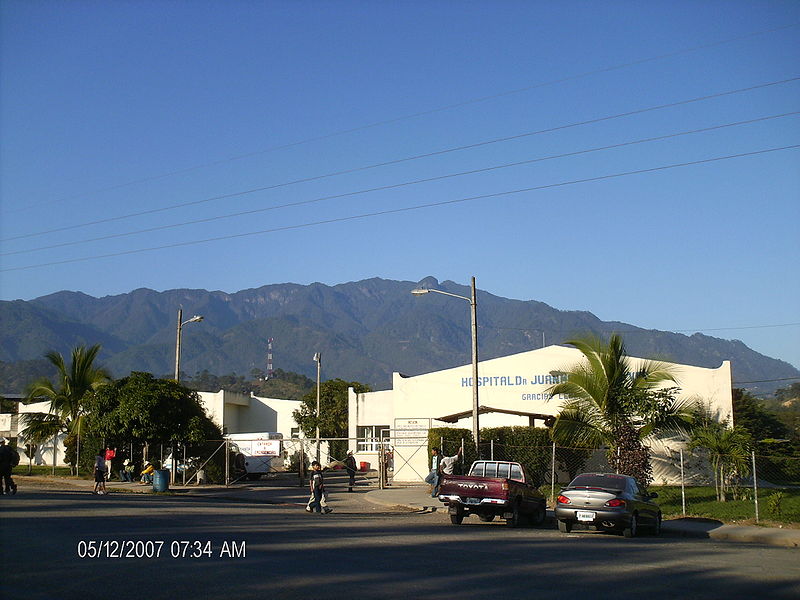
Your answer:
733,388 -> 789,445
84,372 -> 223,478
545,334 -> 695,488
21,345 -> 110,474
689,415 -> 752,502
293,379 -> 370,460
85,372 -> 221,445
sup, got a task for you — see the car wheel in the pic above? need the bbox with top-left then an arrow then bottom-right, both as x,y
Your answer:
450,506 -> 465,525
558,519 -> 573,533
623,514 -> 638,538
478,514 -> 495,522
530,503 -> 546,527
652,513 -> 662,536
506,499 -> 522,527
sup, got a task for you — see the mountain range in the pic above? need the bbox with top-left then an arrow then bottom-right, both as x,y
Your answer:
2,276 -> 797,396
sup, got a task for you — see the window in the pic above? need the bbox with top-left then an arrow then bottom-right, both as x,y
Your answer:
470,462 -> 485,477
497,463 -> 510,478
290,427 -> 300,439
510,464 -> 523,481
357,425 -> 389,452
484,462 -> 498,478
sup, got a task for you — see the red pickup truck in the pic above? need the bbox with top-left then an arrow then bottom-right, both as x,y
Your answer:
437,460 -> 547,527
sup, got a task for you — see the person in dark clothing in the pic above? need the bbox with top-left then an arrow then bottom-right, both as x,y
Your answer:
307,461 -> 332,514
0,438 -> 20,495
344,451 -> 357,492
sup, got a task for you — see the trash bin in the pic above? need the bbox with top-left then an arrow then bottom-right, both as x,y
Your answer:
359,461 -> 369,472
152,469 -> 170,492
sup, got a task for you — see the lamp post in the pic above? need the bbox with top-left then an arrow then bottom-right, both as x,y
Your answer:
174,308 -> 204,382
173,308 -> 203,485
313,352 -> 322,463
412,276 -> 480,457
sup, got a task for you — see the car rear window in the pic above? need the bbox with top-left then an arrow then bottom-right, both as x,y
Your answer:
470,463 -> 485,477
484,462 -> 498,478
569,474 -> 627,489
497,463 -> 510,478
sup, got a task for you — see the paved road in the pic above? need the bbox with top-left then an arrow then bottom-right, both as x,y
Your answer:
2,485 -> 799,600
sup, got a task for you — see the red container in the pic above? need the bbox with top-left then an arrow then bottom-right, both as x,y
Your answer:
359,461 -> 369,472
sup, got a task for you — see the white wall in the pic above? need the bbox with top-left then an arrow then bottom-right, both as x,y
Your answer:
349,345 -> 734,482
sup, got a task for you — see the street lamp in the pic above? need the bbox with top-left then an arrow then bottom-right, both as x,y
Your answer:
174,309 -> 204,382
313,352 -> 322,462
412,276 -> 480,456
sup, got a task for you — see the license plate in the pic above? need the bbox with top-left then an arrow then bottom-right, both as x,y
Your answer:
577,511 -> 596,522
466,497 -> 481,505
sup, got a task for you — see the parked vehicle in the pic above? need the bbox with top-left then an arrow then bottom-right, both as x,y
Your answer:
554,473 -> 661,537
226,432 -> 284,481
437,460 -> 547,527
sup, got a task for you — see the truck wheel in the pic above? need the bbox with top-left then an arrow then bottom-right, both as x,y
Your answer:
530,503 -> 546,527
558,519 -> 573,533
478,514 -> 495,522
623,514 -> 638,538
450,506 -> 465,525
506,500 -> 522,528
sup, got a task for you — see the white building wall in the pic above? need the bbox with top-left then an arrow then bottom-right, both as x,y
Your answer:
16,400 -> 68,466
349,345 -> 734,483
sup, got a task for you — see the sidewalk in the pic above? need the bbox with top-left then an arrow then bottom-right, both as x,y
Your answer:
363,484 -> 800,549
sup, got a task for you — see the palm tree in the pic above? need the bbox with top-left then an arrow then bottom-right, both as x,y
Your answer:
690,423 -> 752,501
546,334 -> 695,487
21,345 -> 110,475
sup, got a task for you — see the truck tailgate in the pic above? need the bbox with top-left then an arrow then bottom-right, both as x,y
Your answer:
439,475 -> 509,499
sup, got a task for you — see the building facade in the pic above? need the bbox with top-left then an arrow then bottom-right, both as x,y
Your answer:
348,345 -> 733,482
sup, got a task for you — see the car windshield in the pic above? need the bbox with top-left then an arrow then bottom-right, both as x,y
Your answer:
568,474 -> 627,490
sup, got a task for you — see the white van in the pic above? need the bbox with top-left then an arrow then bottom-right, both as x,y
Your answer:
225,432 -> 284,481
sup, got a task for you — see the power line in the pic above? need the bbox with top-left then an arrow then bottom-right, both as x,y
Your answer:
483,322 -> 800,334
4,22 -> 796,218
733,377 -> 800,384
4,76 -> 797,244
2,143 -> 797,272
5,111 -> 796,257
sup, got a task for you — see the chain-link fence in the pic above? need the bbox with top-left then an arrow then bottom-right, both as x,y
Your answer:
424,440 -> 799,524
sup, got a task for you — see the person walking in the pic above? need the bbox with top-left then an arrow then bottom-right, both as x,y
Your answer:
93,452 -> 107,495
344,450 -> 357,492
104,447 -> 116,481
306,461 -> 332,514
0,438 -> 19,495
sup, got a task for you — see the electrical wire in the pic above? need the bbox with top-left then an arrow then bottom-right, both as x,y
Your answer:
3,111 -> 797,257
2,143 -> 797,272
4,22 -> 796,218
481,323 -> 800,334
3,76 -> 797,244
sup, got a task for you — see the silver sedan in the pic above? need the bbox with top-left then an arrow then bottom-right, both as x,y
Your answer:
554,473 -> 661,537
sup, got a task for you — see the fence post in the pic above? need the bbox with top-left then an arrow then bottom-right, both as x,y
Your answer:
224,439 -> 229,488
298,442 -> 305,487
379,440 -> 384,490
182,444 -> 187,486
490,439 -> 494,460
550,442 -> 556,505
752,450 -> 759,524
680,448 -> 686,517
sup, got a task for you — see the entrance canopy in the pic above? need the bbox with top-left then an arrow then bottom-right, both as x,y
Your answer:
435,405 -> 556,428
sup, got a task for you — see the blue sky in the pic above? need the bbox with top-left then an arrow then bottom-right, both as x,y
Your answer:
1,1 -> 799,372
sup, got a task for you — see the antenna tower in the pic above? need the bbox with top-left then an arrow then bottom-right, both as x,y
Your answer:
266,337 -> 274,380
